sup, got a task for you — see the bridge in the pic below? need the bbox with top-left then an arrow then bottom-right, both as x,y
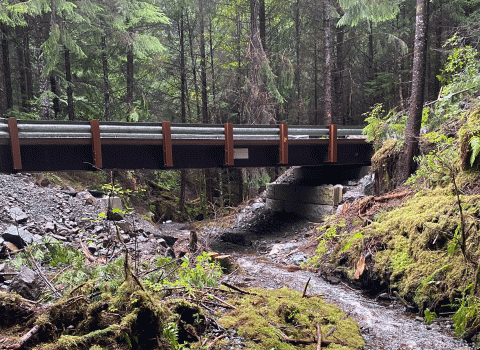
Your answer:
0,118 -> 372,173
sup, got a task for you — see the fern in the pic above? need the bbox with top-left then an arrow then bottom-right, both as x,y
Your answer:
469,135 -> 480,167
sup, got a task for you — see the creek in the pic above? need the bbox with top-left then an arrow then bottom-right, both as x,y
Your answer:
212,211 -> 474,350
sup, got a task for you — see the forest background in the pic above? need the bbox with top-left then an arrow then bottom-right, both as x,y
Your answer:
2,0 -> 479,126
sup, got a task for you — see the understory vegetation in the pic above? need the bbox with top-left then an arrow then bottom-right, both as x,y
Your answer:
0,235 -> 364,349
307,38 -> 480,344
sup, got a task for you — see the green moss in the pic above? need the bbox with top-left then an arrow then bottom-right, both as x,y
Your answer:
333,188 -> 480,312
218,287 -> 364,350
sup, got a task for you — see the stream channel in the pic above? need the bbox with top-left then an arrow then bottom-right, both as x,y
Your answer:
206,210 -> 475,350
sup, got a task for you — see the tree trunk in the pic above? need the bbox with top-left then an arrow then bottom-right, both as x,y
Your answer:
259,0 -> 266,52
24,31 -> 33,103
0,29 -> 6,116
102,33 -> 111,121
199,0 -> 209,124
314,29 -> 319,125
397,0 -> 429,183
333,1 -> 345,124
179,11 -> 187,215
65,48 -> 75,120
180,11 -> 187,124
295,0 -> 302,124
126,44 -> 134,111
186,11 -> 201,120
1,24 -> 13,110
323,0 -> 332,125
179,169 -> 187,214
16,27 -> 27,111
50,74 -> 60,119
209,22 -> 218,123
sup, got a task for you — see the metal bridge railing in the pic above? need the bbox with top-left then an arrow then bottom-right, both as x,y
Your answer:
0,118 -> 366,171
0,118 -> 363,141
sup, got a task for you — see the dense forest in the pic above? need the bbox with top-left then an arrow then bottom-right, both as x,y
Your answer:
1,0 -> 479,127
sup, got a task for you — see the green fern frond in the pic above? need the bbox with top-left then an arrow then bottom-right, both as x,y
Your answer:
469,135 -> 480,167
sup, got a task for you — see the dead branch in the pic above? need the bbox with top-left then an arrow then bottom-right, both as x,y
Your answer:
221,281 -> 255,295
206,334 -> 226,350
7,324 -> 40,349
302,277 -> 311,298
324,312 -> 349,338
80,241 -> 106,264
316,323 -> 322,350
26,248 -> 61,298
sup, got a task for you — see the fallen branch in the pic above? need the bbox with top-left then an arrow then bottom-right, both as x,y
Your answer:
302,277 -> 311,298
206,334 -> 226,350
316,323 -> 322,350
324,312 -> 349,338
204,292 -> 237,310
80,241 -> 106,264
373,190 -> 412,202
8,324 -> 40,349
221,281 -> 255,295
26,248 -> 61,298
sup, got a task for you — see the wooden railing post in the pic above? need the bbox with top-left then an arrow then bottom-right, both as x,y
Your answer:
328,124 -> 337,163
90,120 -> 103,169
7,118 -> 22,170
162,121 -> 173,167
279,123 -> 288,165
224,123 -> 234,166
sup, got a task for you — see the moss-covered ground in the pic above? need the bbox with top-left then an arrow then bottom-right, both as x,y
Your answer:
218,287 -> 364,350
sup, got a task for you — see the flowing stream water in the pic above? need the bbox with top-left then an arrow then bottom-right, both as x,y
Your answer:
226,253 -> 473,350
211,211 -> 475,350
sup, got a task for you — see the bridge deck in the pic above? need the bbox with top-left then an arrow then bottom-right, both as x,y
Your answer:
0,118 -> 372,172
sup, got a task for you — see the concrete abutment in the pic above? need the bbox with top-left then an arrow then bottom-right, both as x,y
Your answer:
265,165 -> 370,222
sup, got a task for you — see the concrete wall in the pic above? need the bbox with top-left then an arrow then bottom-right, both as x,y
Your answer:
265,183 -> 343,222
265,165 -> 370,222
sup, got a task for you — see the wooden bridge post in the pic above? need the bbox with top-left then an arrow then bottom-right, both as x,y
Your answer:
279,123 -> 288,165
90,120 -> 103,169
224,123 -> 234,166
7,118 -> 22,170
328,124 -> 338,163
162,121 -> 173,167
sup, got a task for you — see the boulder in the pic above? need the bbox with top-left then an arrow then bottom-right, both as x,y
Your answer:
2,225 -> 33,248
8,266 -> 44,300
8,207 -> 28,224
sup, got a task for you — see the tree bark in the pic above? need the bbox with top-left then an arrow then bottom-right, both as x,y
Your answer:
65,48 -> 75,120
16,26 -> 27,111
333,1 -> 345,125
397,0 -> 429,183
295,0 -> 302,124
102,33 -> 111,121
323,0 -> 332,125
24,31 -> 33,103
259,0 -> 266,52
1,24 -> 13,110
209,22 -> 218,123
186,11 -> 201,120
50,74 -> 60,119
0,29 -> 6,116
126,44 -> 134,111
180,11 -> 187,124
199,0 -> 209,124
